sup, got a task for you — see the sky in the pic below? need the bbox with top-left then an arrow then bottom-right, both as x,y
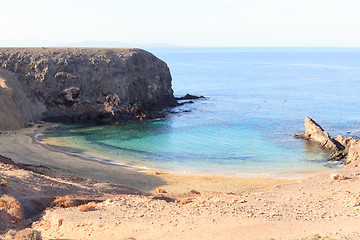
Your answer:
1,0 -> 360,47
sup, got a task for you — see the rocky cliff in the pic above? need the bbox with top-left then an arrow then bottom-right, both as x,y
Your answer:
0,48 -> 177,130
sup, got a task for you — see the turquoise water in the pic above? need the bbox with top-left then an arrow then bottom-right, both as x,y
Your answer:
41,48 -> 360,175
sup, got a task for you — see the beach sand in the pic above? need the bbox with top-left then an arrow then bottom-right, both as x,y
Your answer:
1,125 -> 360,239
0,125 -> 297,195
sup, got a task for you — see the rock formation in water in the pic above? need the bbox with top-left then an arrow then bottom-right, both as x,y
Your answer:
175,93 -> 205,100
294,117 -> 344,151
0,48 -> 178,130
295,116 -> 360,163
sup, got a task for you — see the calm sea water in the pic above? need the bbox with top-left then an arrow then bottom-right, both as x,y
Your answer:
40,48 -> 360,176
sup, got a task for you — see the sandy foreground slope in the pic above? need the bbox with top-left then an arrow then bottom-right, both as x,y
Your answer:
0,125 -> 359,239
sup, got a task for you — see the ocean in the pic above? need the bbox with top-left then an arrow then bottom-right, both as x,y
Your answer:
39,48 -> 360,176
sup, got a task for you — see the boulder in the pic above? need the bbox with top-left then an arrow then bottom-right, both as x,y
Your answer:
296,117 -> 344,151
295,117 -> 360,164
57,87 -> 80,106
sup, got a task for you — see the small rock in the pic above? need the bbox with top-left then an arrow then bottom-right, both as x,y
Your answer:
339,175 -> 346,180
331,173 -> 339,180
58,218 -> 64,227
187,190 -> 201,195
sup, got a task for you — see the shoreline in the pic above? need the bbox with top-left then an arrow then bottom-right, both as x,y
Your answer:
1,124 -> 360,239
0,124 -> 299,195
34,123 -> 336,181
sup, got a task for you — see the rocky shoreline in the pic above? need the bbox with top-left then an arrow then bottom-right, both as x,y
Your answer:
295,117 -> 360,163
0,48 -> 179,130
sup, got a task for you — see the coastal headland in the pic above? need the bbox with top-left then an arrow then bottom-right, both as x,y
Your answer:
0,48 -> 360,239
0,47 -> 177,130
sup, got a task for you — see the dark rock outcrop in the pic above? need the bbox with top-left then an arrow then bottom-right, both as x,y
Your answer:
295,117 -> 360,164
57,87 -> 80,106
0,48 -> 178,129
176,93 -> 205,100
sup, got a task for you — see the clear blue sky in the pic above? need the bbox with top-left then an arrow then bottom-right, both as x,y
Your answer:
1,0 -> 360,47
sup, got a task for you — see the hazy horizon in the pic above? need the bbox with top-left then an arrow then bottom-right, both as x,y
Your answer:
2,0 -> 360,48
1,39 -> 360,49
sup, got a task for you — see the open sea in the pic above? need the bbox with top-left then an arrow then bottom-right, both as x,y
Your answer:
39,48 -> 360,176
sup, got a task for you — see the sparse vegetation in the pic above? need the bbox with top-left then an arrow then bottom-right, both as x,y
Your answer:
0,194 -> 23,222
52,195 -> 74,208
78,202 -> 97,212
154,188 -> 166,193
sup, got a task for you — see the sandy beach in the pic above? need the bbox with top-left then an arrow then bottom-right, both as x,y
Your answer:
1,125 -> 360,239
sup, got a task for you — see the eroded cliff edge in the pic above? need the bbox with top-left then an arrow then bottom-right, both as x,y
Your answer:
0,48 -> 178,130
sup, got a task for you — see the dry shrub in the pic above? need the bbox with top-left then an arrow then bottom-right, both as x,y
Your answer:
187,189 -> 200,195
0,194 -> 23,222
78,202 -> 97,212
154,188 -> 166,193
52,195 -> 74,208
0,181 -> 9,188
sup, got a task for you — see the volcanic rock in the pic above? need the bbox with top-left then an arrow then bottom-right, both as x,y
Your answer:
0,48 -> 178,130
295,117 -> 344,151
295,117 -> 360,164
176,93 -> 205,100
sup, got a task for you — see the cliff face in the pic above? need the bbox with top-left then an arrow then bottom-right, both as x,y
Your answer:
0,48 -> 177,130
